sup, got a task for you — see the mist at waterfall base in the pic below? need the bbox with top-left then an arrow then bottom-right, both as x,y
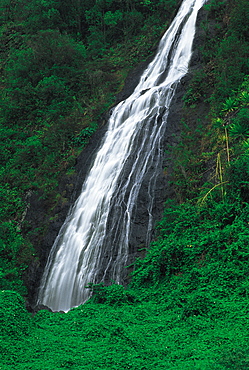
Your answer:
37,0 -> 207,313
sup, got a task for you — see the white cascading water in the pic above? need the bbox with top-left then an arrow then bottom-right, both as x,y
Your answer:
38,0 -> 207,312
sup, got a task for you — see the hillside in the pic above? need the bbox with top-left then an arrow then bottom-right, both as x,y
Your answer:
1,0 -> 249,368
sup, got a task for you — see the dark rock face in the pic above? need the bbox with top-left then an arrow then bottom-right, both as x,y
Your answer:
25,5 -> 209,309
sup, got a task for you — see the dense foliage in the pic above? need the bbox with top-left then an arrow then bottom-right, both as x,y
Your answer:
0,0 -> 177,292
1,196 -> 249,368
1,0 -> 249,368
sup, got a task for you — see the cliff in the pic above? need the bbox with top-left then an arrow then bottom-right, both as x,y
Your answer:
24,4 -> 210,309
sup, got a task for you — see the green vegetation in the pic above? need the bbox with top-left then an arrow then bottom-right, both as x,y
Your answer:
1,0 -> 249,368
0,0 -> 177,292
1,194 -> 249,368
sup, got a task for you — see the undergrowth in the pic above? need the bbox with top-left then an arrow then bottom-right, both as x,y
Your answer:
1,187 -> 249,369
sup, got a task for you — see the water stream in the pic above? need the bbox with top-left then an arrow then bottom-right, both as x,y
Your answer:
37,0 -> 207,312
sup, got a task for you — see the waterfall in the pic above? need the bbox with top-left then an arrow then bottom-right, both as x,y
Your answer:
37,0 -> 206,312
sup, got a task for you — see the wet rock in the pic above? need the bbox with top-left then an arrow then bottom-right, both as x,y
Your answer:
25,4 -> 210,309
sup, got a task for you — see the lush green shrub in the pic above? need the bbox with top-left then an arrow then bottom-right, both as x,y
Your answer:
88,283 -> 138,305
0,221 -> 29,295
0,290 -> 31,338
